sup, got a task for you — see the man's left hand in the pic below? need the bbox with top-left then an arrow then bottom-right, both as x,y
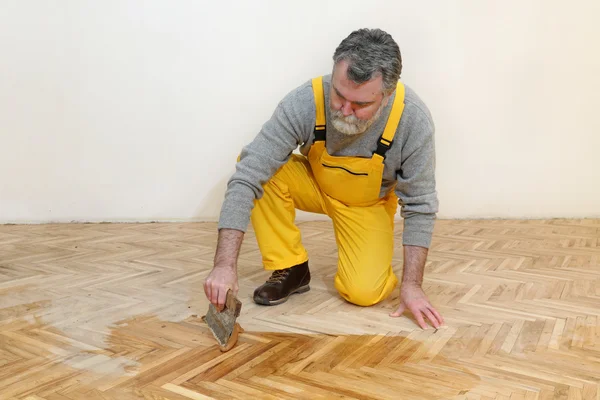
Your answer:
390,284 -> 444,329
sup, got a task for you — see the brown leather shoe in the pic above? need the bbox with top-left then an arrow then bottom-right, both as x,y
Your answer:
253,261 -> 310,305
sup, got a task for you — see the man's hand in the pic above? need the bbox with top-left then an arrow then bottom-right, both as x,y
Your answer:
390,284 -> 444,329
203,265 -> 238,311
203,228 -> 244,311
389,245 -> 444,329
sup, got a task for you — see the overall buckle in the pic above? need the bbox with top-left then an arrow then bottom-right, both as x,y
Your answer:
375,137 -> 392,158
313,125 -> 326,141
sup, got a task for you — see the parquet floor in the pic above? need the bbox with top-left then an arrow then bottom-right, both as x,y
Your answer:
1,219 -> 599,399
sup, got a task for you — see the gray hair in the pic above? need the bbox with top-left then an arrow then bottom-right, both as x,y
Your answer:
332,28 -> 402,95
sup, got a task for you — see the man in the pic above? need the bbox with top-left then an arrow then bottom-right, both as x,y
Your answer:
203,28 -> 444,330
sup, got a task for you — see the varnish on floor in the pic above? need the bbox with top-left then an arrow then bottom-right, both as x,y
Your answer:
1,219 -> 599,399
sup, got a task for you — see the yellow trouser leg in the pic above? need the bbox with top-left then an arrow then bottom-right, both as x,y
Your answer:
250,154 -> 326,270
327,193 -> 399,306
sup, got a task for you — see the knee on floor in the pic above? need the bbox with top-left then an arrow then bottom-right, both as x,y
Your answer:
334,278 -> 386,307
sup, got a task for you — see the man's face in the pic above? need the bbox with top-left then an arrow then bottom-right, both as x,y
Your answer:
329,60 -> 390,135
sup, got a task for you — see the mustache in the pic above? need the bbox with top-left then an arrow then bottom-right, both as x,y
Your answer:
330,109 -> 372,135
331,109 -> 361,122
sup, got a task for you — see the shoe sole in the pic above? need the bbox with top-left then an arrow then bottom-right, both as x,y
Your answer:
253,284 -> 310,306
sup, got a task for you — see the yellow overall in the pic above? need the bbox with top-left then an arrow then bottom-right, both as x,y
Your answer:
250,76 -> 406,306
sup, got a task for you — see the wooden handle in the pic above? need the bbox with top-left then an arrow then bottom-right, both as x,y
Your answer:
225,290 -> 242,316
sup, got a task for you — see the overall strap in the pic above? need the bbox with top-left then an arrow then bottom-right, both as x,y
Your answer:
374,82 -> 405,159
311,76 -> 326,141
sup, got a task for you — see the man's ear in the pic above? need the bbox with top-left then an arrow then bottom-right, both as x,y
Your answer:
383,88 -> 395,107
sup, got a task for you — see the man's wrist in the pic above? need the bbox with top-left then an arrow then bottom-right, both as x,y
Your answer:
401,281 -> 422,290
214,263 -> 236,270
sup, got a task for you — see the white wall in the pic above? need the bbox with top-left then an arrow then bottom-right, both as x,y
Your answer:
1,0 -> 599,224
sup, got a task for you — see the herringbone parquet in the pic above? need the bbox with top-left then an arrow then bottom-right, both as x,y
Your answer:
1,219 -> 599,399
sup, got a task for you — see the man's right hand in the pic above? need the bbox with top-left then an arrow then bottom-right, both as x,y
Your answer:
204,228 -> 244,311
203,265 -> 239,311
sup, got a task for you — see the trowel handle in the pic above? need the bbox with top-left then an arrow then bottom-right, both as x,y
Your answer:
225,289 -> 242,317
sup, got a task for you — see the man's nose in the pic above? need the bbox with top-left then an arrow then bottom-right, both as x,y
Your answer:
341,100 -> 353,117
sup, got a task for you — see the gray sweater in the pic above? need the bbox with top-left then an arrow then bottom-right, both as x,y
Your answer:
217,74 -> 439,248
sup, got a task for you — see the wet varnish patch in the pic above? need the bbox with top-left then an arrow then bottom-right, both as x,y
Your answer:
0,313 -> 480,399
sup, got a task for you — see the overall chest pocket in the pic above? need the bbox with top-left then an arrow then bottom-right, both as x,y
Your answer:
321,163 -> 369,176
314,159 -> 383,205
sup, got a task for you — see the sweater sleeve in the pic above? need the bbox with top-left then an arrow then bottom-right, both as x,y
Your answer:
217,82 -> 315,232
395,106 -> 439,248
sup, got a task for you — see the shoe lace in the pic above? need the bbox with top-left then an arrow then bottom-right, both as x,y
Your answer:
266,269 -> 290,284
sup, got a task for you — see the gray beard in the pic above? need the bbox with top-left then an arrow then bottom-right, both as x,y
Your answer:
330,103 -> 383,136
